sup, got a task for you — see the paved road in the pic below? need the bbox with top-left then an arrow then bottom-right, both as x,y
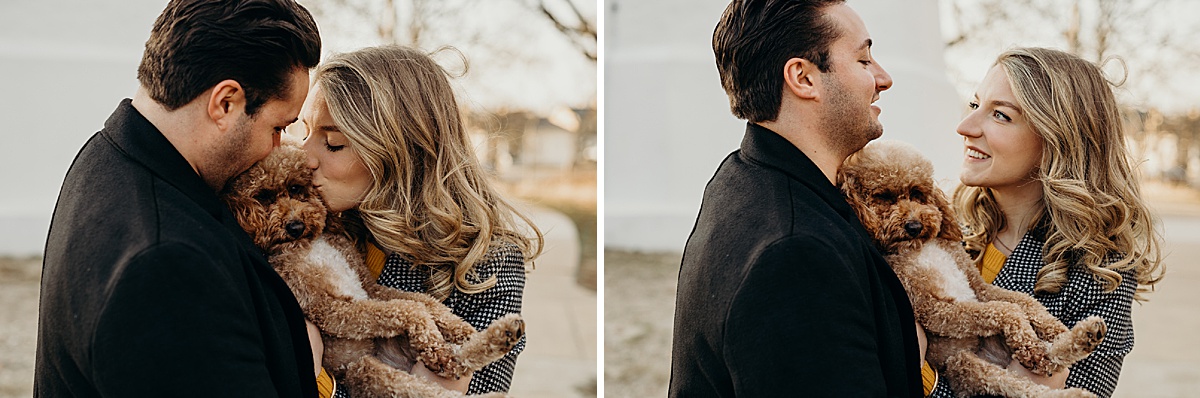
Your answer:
509,205 -> 597,398
1112,212 -> 1200,397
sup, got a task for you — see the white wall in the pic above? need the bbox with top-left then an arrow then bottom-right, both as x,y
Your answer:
604,0 -> 963,253
0,0 -> 169,255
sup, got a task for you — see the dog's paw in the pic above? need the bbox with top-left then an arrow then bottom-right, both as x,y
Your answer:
1047,316 -> 1107,369
1043,387 -> 1098,398
1012,343 -> 1055,375
1075,316 -> 1106,353
487,313 -> 525,349
417,345 -> 455,375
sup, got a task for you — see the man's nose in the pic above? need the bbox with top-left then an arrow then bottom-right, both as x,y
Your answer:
873,63 -> 893,92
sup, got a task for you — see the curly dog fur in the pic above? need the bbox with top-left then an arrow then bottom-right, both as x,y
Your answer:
838,140 -> 1106,398
221,137 -> 524,398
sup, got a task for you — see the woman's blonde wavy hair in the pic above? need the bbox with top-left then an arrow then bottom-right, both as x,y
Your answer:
314,45 -> 543,301
953,47 -> 1163,300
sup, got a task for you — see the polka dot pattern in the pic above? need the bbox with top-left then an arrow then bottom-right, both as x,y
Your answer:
375,243 -> 528,395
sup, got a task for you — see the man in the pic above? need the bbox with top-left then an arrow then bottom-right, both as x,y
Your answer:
670,0 -> 923,396
35,0 -> 322,396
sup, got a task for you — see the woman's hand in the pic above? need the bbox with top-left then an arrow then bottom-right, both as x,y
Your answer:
1007,358 -> 1069,389
412,361 -> 473,393
306,320 -> 324,377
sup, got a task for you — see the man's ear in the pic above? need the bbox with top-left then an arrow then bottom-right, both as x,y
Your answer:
207,79 -> 247,130
782,58 -> 819,100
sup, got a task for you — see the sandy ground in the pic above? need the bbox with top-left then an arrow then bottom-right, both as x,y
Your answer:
603,186 -> 1200,398
602,250 -> 679,398
0,256 -> 39,398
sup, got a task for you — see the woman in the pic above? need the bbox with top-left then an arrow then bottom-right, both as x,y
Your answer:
301,45 -> 543,396
927,47 -> 1164,397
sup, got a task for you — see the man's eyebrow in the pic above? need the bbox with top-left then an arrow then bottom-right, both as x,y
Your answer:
860,39 -> 873,51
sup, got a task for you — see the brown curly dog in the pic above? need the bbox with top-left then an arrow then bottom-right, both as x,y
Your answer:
221,137 -> 523,398
838,140 -> 1106,398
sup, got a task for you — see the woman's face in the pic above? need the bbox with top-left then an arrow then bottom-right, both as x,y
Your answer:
956,66 -> 1044,190
301,85 -> 373,213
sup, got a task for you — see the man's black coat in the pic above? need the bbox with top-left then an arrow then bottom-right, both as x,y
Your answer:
35,99 -> 317,397
669,123 -> 922,397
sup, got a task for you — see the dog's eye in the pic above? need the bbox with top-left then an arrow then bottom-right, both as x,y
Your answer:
909,188 -> 925,202
253,189 -> 276,204
872,191 -> 897,203
288,185 -> 306,196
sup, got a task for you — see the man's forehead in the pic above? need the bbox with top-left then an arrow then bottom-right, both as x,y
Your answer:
825,4 -> 871,48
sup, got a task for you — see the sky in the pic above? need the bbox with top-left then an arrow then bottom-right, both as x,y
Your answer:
304,0 -> 598,114
936,0 -> 1200,114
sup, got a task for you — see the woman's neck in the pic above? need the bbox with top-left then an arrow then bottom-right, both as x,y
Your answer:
992,181 -> 1045,250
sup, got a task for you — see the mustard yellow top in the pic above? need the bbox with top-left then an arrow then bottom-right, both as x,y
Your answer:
316,367 -> 335,398
921,243 -> 1007,395
366,241 -> 387,280
979,242 -> 1007,284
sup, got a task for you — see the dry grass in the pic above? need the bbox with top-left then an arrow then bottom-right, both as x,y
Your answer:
502,169 -> 597,291
603,250 -> 679,398
0,256 -> 39,398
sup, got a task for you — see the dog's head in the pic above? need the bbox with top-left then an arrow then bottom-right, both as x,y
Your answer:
838,140 -> 962,254
221,136 -> 327,253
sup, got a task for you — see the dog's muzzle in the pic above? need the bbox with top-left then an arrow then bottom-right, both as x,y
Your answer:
903,220 -> 923,237
285,220 -> 306,238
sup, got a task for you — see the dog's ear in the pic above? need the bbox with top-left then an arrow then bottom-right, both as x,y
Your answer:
932,186 -> 964,242
837,167 -> 881,237
225,194 -> 268,238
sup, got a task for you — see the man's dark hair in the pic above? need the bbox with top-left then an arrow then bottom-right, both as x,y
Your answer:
137,0 -> 321,116
713,0 -> 844,122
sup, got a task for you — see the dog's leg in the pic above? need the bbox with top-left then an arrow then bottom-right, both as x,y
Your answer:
941,351 -> 1096,398
977,284 -> 1071,341
307,297 -> 460,375
342,355 -> 484,398
1046,316 -> 1106,372
920,299 -> 1052,374
366,286 -> 478,344
436,313 -> 525,379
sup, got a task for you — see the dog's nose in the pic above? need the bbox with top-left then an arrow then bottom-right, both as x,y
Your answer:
903,220 -> 923,237
285,220 -> 306,238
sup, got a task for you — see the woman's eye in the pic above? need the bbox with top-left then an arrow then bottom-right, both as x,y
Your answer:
968,101 -> 979,110
993,110 -> 1011,122
325,138 -> 345,152
253,189 -> 276,204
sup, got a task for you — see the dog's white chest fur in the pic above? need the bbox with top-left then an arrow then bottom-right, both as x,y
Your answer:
306,236 -> 369,300
914,244 -> 979,302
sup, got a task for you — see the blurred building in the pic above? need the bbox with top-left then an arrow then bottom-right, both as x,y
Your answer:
604,0 -> 962,253
0,0 -> 168,255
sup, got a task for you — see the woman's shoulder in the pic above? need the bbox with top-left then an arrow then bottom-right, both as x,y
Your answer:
465,241 -> 528,281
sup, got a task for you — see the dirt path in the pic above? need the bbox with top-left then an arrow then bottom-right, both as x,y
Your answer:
0,256 -> 39,398
602,250 -> 679,398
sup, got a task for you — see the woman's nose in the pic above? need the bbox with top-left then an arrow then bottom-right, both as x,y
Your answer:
301,138 -> 319,169
956,110 -> 981,138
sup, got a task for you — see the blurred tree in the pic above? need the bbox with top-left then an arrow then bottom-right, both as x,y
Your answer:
516,0 -> 597,62
940,0 -> 1200,112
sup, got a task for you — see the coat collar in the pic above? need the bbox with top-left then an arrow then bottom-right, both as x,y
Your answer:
99,99 -> 225,219
739,122 -> 862,224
